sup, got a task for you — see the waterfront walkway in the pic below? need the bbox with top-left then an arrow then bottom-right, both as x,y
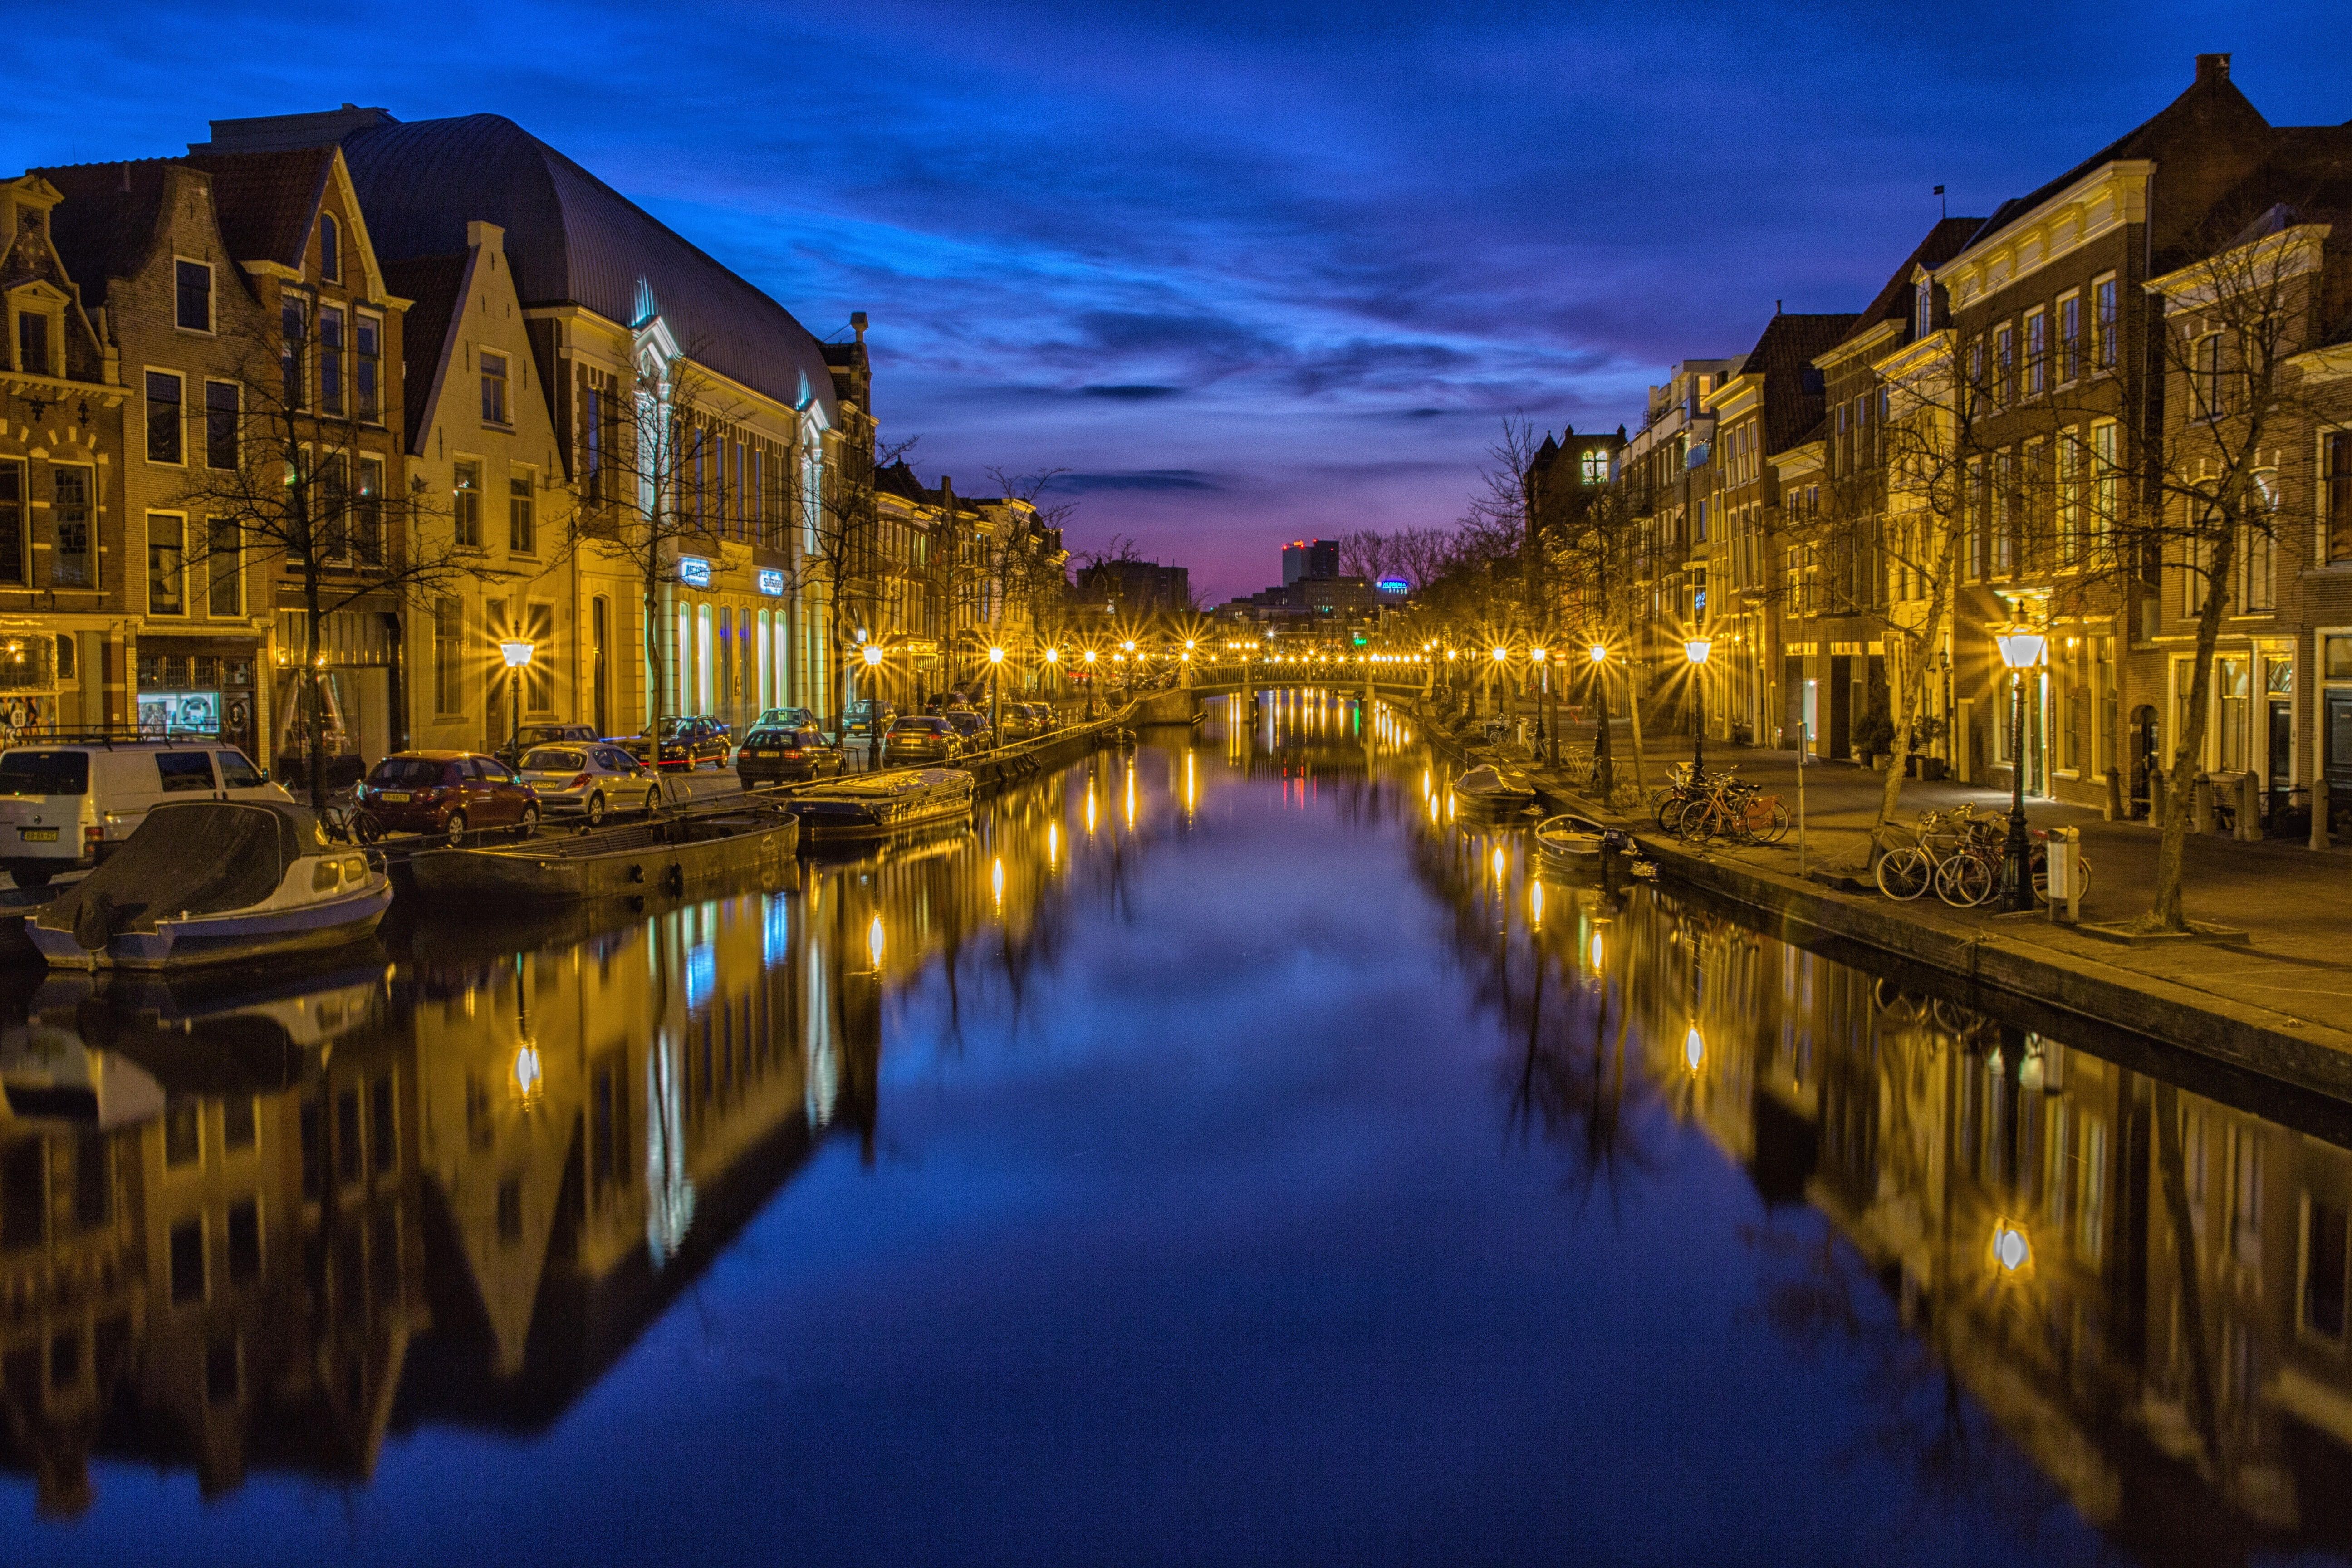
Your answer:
1450,712 -> 2352,1079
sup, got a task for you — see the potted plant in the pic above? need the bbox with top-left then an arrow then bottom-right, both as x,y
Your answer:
1854,703 -> 1896,769
1904,715 -> 1950,781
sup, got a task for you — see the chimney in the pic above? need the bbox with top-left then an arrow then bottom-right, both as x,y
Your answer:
466,220 -> 505,255
850,311 -> 867,345
2196,53 -> 2231,86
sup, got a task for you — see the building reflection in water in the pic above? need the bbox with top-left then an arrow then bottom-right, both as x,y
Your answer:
1411,797 -> 2352,1563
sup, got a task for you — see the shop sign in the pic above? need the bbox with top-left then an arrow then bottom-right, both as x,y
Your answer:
679,556 -> 712,589
757,568 -> 784,597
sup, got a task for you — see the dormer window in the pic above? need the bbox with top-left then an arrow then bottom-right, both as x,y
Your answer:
176,260 -> 213,333
318,213 -> 340,283
15,309 -> 47,377
1914,276 -> 1934,338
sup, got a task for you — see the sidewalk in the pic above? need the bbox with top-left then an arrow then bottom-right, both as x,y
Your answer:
1445,707 -> 2352,1094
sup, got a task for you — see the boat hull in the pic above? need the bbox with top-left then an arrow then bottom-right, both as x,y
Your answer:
406,810 -> 798,904
793,770 -> 975,841
27,882 -> 393,971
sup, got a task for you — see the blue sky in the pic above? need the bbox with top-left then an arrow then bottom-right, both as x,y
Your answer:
12,2 -> 2352,600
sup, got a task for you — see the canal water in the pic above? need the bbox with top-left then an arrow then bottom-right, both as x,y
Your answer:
1,687 -> 2348,1565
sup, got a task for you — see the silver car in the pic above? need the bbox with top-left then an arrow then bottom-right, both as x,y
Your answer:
517,743 -> 662,825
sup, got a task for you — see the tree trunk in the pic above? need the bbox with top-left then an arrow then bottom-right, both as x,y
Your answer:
642,558 -> 664,729
2152,1080 -> 2219,1462
2141,531 -> 2234,933
303,568 -> 327,809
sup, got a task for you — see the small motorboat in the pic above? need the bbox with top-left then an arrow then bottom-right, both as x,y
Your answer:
794,768 -> 976,841
1534,812 -> 1608,866
1452,764 -> 1537,812
407,803 -> 797,904
26,800 -> 391,971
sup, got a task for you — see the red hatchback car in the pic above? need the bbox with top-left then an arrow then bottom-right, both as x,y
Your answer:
354,751 -> 540,841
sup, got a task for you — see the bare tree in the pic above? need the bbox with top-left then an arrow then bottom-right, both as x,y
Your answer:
169,325 -> 474,804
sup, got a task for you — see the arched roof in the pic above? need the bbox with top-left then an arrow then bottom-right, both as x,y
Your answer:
338,114 -> 838,422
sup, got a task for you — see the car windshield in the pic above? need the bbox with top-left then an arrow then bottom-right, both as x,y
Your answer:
892,718 -> 946,733
521,748 -> 589,772
792,730 -> 825,747
0,750 -> 89,797
368,757 -> 445,787
657,718 -> 692,735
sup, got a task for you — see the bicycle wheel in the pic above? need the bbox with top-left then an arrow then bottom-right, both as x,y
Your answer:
2033,853 -> 2093,904
1676,799 -> 1720,844
1652,790 -> 1685,832
1756,798 -> 1791,844
1875,846 -> 1932,901
1936,853 -> 1995,907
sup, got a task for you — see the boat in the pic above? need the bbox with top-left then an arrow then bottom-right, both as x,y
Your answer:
26,800 -> 392,971
1452,764 -> 1538,812
1534,812 -> 1609,866
792,768 -> 975,841
405,802 -> 798,904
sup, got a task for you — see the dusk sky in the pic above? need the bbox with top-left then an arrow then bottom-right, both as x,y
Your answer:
12,3 -> 2352,603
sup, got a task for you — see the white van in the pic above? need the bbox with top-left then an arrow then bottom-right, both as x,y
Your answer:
0,741 -> 293,887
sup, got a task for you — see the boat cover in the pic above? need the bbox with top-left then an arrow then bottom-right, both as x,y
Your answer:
41,801 -> 323,949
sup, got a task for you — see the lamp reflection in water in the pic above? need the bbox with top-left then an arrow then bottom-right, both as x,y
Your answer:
1684,1023 -> 1705,1073
511,1040 -> 544,1106
866,912 -> 886,970
1992,1221 -> 2033,1276
991,857 -> 1004,912
1589,930 -> 1604,971
1529,878 -> 1544,927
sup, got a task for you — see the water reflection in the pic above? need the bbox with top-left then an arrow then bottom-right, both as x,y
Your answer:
1407,774 -> 2352,1563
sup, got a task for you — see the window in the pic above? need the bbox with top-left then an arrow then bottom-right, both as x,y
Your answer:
315,451 -> 348,563
207,518 -> 241,617
1994,323 -> 2015,406
2057,431 -> 2082,564
147,513 -> 186,616
1915,275 -> 1933,338
146,370 -> 184,464
318,212 -> 340,283
2216,657 -> 2250,771
582,385 -> 604,501
205,380 -> 239,470
2246,471 -> 2278,613
16,309 -> 49,377
2058,293 -> 2081,382
166,1101 -> 201,1166
225,1199 -> 261,1284
509,473 -> 535,554
2025,309 -> 2047,397
218,749 -> 264,789
2092,421 -> 2118,559
280,294 -> 308,408
354,456 -> 382,565
0,459 -> 22,587
2094,274 -> 2118,370
1993,450 -> 2017,574
1581,449 -> 1608,485
454,460 -> 482,548
169,1219 -> 205,1304
157,752 -> 215,791
2331,433 -> 2352,563
317,305 -> 344,416
355,313 -> 380,421
2193,333 -> 2221,417
175,260 -> 213,332
434,598 -> 463,713
480,351 -> 508,426
51,466 -> 92,588
2306,1199 -> 2349,1341
1966,337 -> 1986,417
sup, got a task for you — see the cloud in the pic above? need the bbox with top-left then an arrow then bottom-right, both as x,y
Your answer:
1049,469 -> 1225,493
1080,384 -> 1186,400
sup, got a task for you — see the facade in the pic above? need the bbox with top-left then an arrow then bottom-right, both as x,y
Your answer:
1073,558 -> 1191,621
1282,538 -> 1337,586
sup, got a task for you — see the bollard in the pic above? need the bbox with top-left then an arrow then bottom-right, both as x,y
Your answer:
2045,825 -> 2081,924
2240,770 -> 2262,843
2151,770 -> 2168,827
2192,774 -> 2215,835
2317,774 -> 2334,852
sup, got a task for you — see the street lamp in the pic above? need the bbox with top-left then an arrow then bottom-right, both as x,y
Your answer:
988,644 -> 1005,738
1083,647 -> 1098,719
1588,642 -> 1613,801
858,642 -> 885,768
499,638 -> 535,760
1995,624 -> 2048,911
1684,635 -> 1713,781
1531,647 -> 1550,761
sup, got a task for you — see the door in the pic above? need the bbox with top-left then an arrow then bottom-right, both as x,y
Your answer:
2268,699 -> 2294,832
2130,705 -> 2159,818
1828,656 -> 1851,758
468,756 -> 515,824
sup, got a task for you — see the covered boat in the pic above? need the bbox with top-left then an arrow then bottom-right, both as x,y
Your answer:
1452,764 -> 1537,812
1534,812 -> 1611,867
406,803 -> 797,904
793,768 -> 975,840
25,800 -> 390,971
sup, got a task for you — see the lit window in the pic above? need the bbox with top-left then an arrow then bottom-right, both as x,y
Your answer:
454,459 -> 482,548
480,351 -> 508,426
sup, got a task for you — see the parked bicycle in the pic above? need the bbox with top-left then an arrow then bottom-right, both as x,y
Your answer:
1674,773 -> 1791,847
1874,804 -> 2093,908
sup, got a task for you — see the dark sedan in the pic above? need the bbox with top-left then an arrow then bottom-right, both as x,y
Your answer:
879,716 -> 965,768
621,715 -> 732,770
737,725 -> 847,786
495,722 -> 600,770
354,751 -> 539,841
942,708 -> 993,750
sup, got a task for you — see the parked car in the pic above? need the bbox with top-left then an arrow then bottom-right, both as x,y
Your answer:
621,715 -> 732,770
737,725 -> 847,786
495,722 -> 602,771
0,740 -> 290,887
354,752 -> 540,841
942,708 -> 993,749
879,716 -> 965,767
1019,702 -> 1060,735
750,706 -> 819,737
516,742 -> 662,824
841,698 -> 896,741
995,705 -> 1045,742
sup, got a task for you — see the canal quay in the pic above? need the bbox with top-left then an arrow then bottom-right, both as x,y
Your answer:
3,687 -> 2350,1567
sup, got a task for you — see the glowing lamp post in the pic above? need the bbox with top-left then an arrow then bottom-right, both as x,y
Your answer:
1588,642 -> 1614,801
499,638 -> 535,760
987,644 -> 1005,738
1684,636 -> 1713,781
859,642 -> 885,768
1995,626 -> 2048,911
1083,647 -> 1098,719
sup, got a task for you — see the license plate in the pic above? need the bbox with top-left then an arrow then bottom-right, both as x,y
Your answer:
378,792 -> 412,803
755,750 -> 780,757
17,828 -> 57,842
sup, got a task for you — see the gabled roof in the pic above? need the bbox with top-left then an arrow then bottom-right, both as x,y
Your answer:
268,112 -> 841,423
1966,60 -> 2271,255
1737,313 -> 1857,452
180,148 -> 336,271
31,161 -> 176,311
875,460 -> 936,505
1833,216 -> 1984,353
378,252 -> 467,454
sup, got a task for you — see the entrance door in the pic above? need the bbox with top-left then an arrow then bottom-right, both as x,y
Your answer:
2129,704 -> 2159,818
2268,698 -> 2294,834
1828,656 -> 1851,759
